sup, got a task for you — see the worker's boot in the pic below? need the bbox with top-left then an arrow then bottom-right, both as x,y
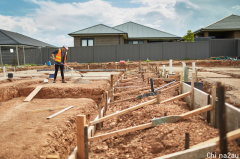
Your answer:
62,79 -> 67,83
53,79 -> 56,83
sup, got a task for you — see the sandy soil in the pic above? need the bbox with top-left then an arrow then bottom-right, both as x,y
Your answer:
0,98 -> 98,159
87,66 -> 240,159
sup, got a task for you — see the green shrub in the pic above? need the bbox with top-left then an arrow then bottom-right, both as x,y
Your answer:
88,62 -> 94,63
184,58 -> 190,60
25,63 -> 36,66
4,64 -> 8,66
146,59 -> 151,62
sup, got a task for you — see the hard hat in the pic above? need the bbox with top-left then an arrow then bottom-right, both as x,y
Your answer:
63,45 -> 68,50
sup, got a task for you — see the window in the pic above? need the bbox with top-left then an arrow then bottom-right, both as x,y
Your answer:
81,38 -> 94,46
128,40 -> 144,44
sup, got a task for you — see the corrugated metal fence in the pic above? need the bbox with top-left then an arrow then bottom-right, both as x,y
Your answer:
1,39 -> 240,66
42,41 -> 212,64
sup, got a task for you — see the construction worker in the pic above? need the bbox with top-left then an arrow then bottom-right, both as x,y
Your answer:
52,45 -> 68,83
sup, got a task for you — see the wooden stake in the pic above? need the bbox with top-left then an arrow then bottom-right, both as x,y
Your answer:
139,60 -> 141,71
97,104 -> 102,129
179,71 -> 183,94
218,83 -> 228,155
150,78 -> 154,92
185,133 -> 189,150
157,80 -> 160,104
195,69 -> 198,82
88,64 -> 89,70
184,67 -> 189,82
164,69 -> 166,78
190,72 -> 195,110
104,91 -> 108,114
77,115 -> 86,159
110,74 -> 114,102
210,86 -> 216,127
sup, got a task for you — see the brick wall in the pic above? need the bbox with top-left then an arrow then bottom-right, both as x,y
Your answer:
74,35 -> 124,47
234,31 -> 240,39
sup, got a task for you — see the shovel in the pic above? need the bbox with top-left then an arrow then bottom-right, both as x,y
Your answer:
151,104 -> 213,126
50,57 -> 84,77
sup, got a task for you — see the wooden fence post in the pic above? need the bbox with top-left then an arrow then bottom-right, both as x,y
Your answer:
217,83 -> 227,155
139,60 -> 141,71
210,86 -> 216,127
77,115 -> 88,159
179,71 -> 183,94
195,69 -> 198,82
157,80 -> 160,104
110,74 -> 114,102
190,72 -> 195,110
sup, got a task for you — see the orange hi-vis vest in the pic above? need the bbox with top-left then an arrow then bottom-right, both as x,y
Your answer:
55,48 -> 67,64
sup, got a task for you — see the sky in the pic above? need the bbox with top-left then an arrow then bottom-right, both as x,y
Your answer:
0,0 -> 240,47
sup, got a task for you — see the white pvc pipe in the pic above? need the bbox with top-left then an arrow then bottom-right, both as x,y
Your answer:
192,62 -> 195,73
3,66 -> 6,77
163,65 -> 165,76
169,59 -> 172,74
71,68 -> 73,76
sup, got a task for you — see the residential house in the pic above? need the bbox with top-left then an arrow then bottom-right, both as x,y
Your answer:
68,21 -> 181,47
194,14 -> 240,39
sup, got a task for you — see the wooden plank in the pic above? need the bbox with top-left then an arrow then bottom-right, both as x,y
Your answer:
210,86 -> 216,127
115,86 -> 142,89
26,106 -> 69,113
161,92 -> 191,104
24,86 -> 42,102
46,106 -> 73,119
88,123 -> 152,142
182,83 -> 209,119
151,78 -> 175,82
46,155 -> 60,159
180,105 -> 213,119
77,115 -> 86,159
108,96 -> 138,105
120,77 -> 138,82
118,81 -> 144,86
90,98 -> 157,125
190,73 -> 195,110
113,85 -> 152,97
179,71 -> 183,94
155,143 -> 216,159
191,128 -> 240,148
90,92 -> 190,125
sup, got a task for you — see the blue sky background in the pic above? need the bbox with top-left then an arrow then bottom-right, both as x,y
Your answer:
0,0 -> 240,46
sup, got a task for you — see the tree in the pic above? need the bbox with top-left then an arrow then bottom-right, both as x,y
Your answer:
183,30 -> 194,42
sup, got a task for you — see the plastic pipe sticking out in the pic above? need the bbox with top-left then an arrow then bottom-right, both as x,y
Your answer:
163,65 -> 165,77
192,62 -> 195,73
169,59 -> 172,74
71,68 -> 73,76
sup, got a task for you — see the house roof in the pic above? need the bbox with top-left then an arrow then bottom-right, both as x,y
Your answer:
113,21 -> 181,39
68,24 -> 127,36
0,29 -> 54,47
194,14 -> 240,34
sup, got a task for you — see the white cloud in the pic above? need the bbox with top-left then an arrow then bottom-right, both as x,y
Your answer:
0,0 -> 233,47
232,5 -> 240,9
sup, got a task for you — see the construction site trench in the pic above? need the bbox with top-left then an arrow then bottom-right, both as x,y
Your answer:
0,60 -> 240,159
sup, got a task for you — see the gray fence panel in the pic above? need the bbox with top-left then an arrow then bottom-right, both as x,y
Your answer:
163,42 -> 187,60
42,48 -> 49,65
139,43 -> 163,61
94,45 -> 116,62
187,42 -> 209,59
238,40 -> 240,57
35,49 -> 41,64
116,44 -> 139,61
1,46 -> 17,65
210,39 -> 237,57
70,47 -> 93,63
25,48 -> 36,64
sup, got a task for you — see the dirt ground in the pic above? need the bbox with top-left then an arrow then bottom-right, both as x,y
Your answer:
0,61 -> 240,159
0,98 -> 98,159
